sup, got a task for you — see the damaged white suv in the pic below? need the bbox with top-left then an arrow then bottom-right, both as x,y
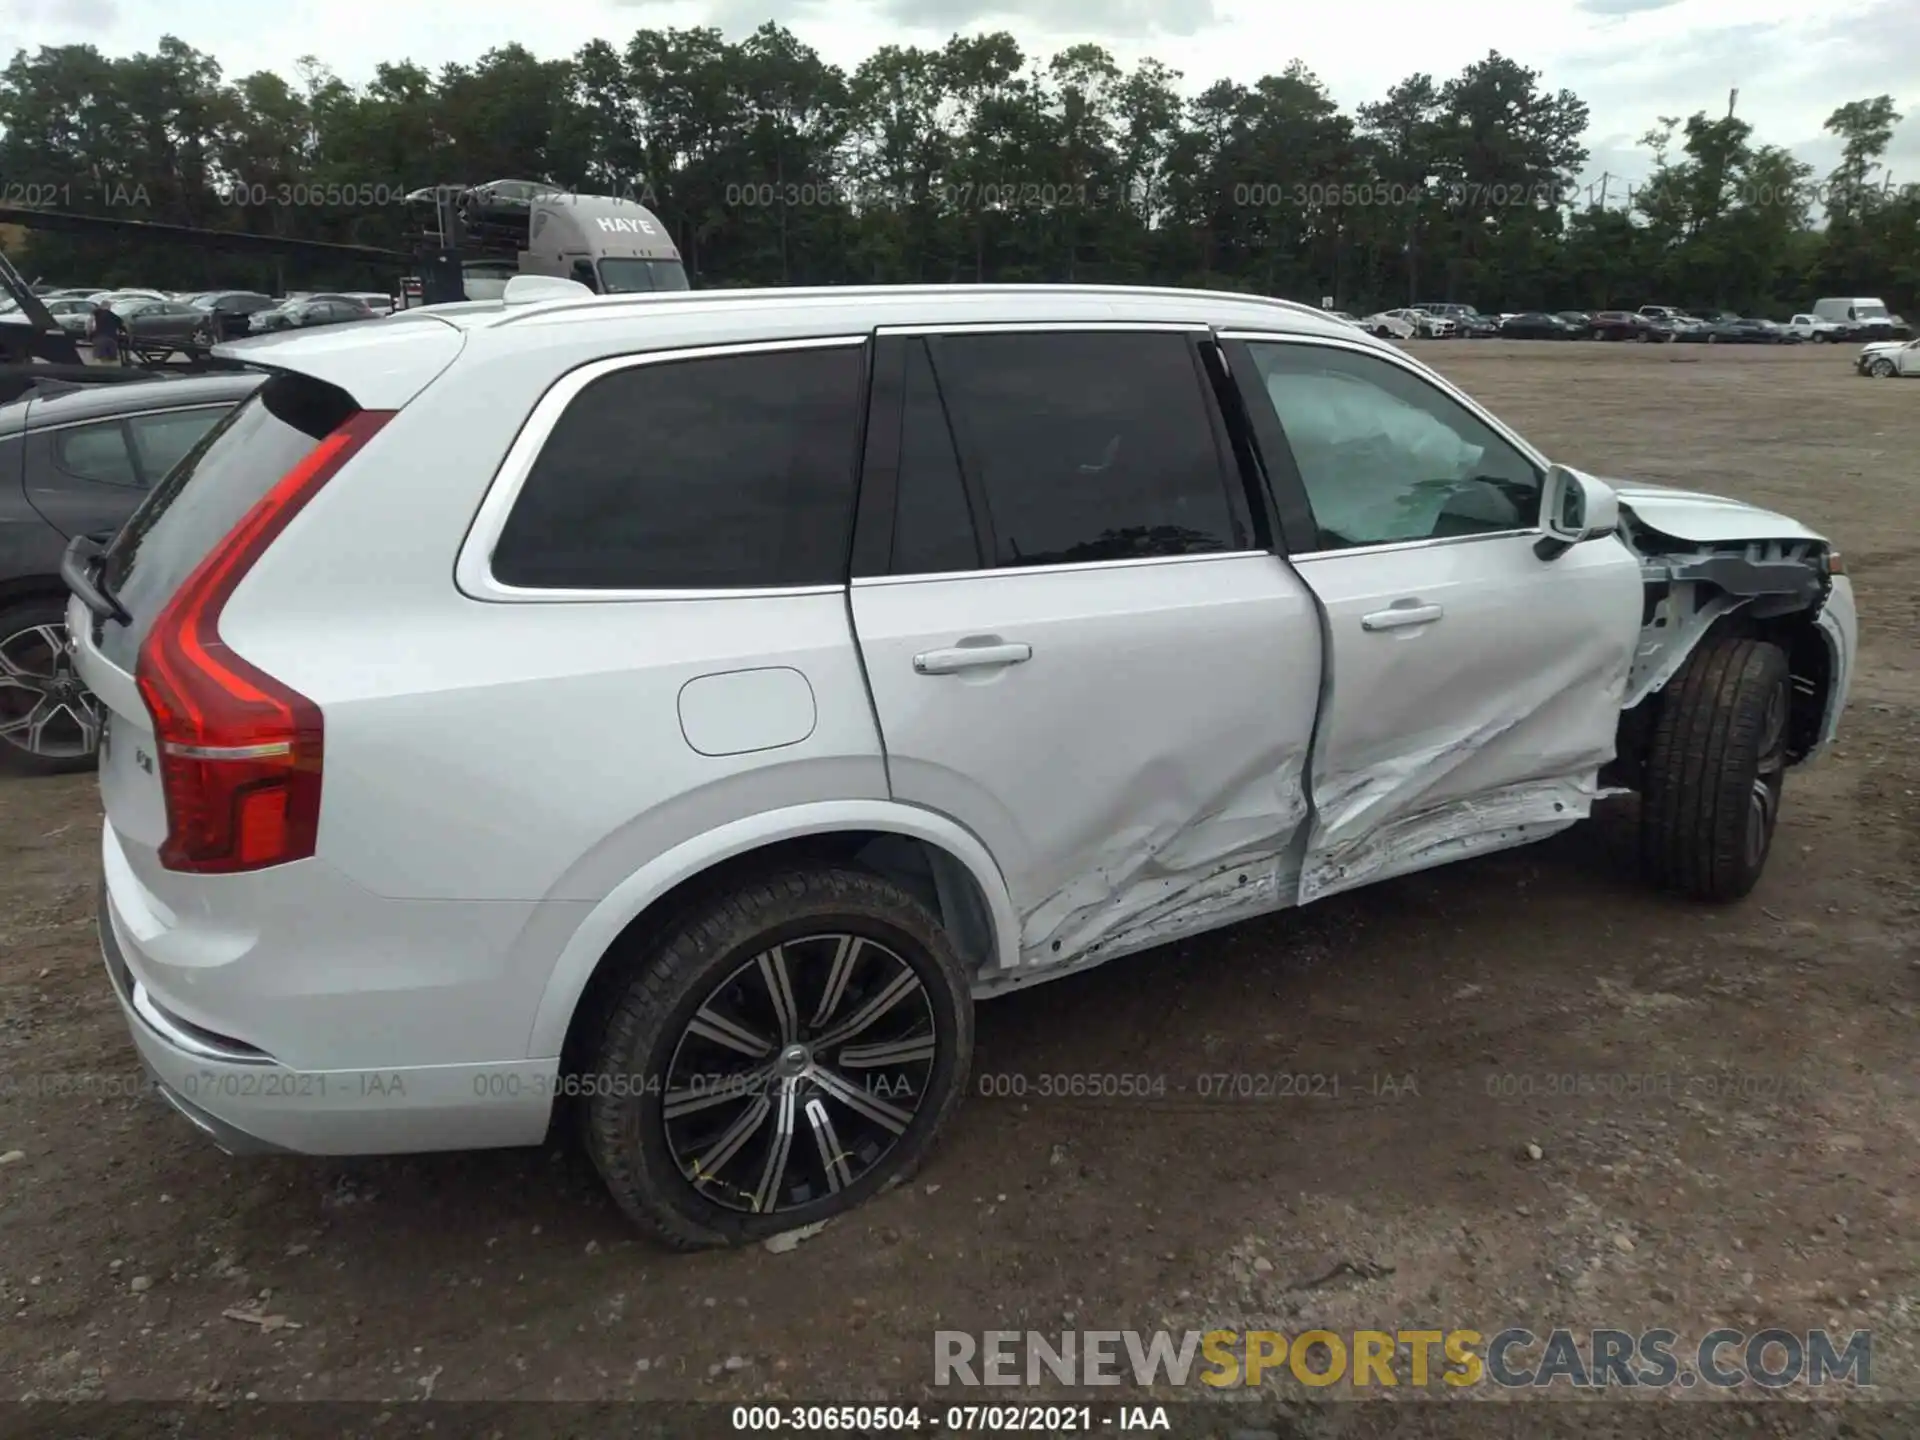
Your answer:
65,284 -> 1856,1247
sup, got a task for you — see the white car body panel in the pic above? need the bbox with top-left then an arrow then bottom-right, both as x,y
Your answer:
1290,532 -> 1641,902
1611,482 -> 1827,545
851,553 -> 1322,970
1809,576 -> 1857,758
523,799 -> 1023,1056
211,318 -> 467,408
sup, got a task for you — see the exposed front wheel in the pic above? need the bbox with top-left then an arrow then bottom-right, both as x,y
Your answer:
1869,358 -> 1896,377
0,598 -> 102,775
1639,636 -> 1791,902
582,867 -> 974,1248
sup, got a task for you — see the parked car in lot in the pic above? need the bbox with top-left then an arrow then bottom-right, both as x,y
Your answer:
114,298 -> 222,357
0,372 -> 263,773
1587,311 -> 1645,341
343,292 -> 397,318
1556,311 -> 1592,331
95,289 -> 169,308
1500,311 -> 1580,339
1361,310 -> 1418,339
61,283 -> 1857,1244
1856,337 -> 1920,376
1414,303 -> 1491,335
247,294 -> 377,333
39,298 -> 96,336
1382,307 -> 1454,337
1813,296 -> 1911,341
1786,313 -> 1851,343
192,290 -> 280,341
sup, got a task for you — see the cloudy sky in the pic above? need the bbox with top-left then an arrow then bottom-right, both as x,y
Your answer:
4,0 -> 1916,195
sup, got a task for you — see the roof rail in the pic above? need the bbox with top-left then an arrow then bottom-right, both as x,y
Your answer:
489,282 -> 1336,329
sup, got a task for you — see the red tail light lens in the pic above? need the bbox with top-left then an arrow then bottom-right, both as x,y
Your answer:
136,409 -> 394,873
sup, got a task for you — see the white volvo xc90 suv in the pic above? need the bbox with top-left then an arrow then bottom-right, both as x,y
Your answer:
64,281 -> 1856,1247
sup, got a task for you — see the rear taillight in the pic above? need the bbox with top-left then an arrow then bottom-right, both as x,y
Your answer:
135,409 -> 394,874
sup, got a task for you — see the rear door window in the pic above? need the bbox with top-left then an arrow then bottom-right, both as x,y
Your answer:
490,342 -> 866,591
922,329 -> 1249,568
97,373 -> 357,670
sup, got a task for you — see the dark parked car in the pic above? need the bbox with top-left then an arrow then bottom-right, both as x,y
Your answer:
1455,312 -> 1502,338
1556,311 -> 1591,329
115,298 -> 220,357
0,372 -> 263,772
247,294 -> 376,333
1587,310 -> 1644,340
1500,311 -> 1579,340
1709,317 -> 1789,344
192,289 -> 279,340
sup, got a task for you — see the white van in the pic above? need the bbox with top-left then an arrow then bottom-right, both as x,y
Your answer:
1811,297 -> 1908,338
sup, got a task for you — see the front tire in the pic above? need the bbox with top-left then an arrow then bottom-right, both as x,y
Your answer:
1639,636 -> 1790,902
582,867 -> 974,1248
1869,358 -> 1896,377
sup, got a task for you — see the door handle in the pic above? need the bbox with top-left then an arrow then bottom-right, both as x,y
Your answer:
913,640 -> 1033,675
1361,602 -> 1444,632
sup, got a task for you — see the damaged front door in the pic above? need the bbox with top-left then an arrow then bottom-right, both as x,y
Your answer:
850,327 -> 1323,973
1223,334 -> 1642,903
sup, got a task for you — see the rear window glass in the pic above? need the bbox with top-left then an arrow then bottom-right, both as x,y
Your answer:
97,373 -> 356,669
490,344 -> 865,590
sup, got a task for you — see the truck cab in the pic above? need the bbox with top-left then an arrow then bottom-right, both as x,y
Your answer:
398,186 -> 690,307
519,193 -> 689,295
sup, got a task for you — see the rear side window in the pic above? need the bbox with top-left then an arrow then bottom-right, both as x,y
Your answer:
53,420 -> 139,487
925,331 -> 1248,569
98,374 -> 356,670
491,344 -> 865,590
128,407 -> 229,484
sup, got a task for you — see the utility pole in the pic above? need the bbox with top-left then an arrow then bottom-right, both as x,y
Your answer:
1598,171 -> 1611,208
1728,87 -> 1738,118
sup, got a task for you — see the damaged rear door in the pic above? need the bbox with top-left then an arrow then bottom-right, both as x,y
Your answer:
1220,333 -> 1642,904
849,325 -> 1323,970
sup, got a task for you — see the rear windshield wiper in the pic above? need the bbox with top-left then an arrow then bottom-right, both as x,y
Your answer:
61,533 -> 132,626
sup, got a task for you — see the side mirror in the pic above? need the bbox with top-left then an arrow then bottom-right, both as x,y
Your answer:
1535,465 -> 1620,560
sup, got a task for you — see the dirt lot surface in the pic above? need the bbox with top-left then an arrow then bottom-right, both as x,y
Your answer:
1,341 -> 1915,1433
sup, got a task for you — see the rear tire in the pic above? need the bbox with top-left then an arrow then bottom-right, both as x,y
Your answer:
1639,636 -> 1790,902
582,867 -> 974,1249
0,596 -> 101,776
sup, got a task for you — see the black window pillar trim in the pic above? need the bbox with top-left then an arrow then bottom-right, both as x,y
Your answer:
1215,336 -> 1320,557
849,331 -> 904,580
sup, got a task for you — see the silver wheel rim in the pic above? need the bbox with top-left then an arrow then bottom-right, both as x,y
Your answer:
1872,361 -> 1893,376
0,622 -> 101,760
1745,682 -> 1787,870
662,933 -> 937,1215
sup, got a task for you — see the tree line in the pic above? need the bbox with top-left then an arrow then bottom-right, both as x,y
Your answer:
0,29 -> 1913,317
